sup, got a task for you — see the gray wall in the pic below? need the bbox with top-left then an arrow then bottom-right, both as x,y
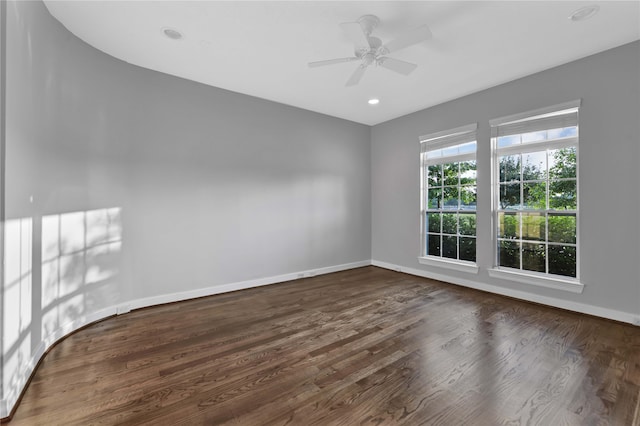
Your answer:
372,41 -> 640,318
2,0 -> 371,413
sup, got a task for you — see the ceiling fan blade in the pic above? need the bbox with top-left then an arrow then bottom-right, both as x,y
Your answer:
308,57 -> 359,68
346,65 -> 366,87
340,22 -> 370,48
378,57 -> 418,76
382,24 -> 432,54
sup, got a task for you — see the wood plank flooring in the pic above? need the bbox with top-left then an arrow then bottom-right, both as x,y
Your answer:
6,266 -> 640,425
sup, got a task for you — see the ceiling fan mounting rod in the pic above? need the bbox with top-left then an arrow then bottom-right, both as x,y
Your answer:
357,14 -> 380,36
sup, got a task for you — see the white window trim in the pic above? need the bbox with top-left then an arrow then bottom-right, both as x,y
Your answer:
488,267 -> 584,294
491,100 -> 582,287
418,256 -> 479,274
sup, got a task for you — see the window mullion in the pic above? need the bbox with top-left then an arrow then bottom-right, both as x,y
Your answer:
545,213 -> 549,274
519,151 -> 523,271
457,163 -> 460,261
545,150 -> 550,274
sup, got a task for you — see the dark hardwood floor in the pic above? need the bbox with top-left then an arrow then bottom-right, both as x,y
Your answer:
6,266 -> 640,425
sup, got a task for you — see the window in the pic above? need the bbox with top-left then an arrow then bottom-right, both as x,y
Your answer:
420,123 -> 477,268
491,101 -> 580,281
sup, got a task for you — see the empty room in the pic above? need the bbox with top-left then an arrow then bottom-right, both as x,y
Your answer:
1,1 -> 639,424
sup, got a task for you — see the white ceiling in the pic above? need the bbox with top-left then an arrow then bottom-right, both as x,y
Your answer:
43,1 -> 640,126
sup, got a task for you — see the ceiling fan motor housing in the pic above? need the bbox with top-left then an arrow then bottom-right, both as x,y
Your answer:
355,36 -> 382,58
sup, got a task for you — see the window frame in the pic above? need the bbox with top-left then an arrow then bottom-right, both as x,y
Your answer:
419,123 -> 479,274
489,100 -> 583,293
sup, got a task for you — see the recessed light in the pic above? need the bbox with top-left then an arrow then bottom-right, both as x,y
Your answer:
162,27 -> 183,40
569,5 -> 600,22
368,98 -> 380,105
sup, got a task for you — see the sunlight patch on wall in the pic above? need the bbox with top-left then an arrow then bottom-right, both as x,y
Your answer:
2,217 -> 33,401
41,207 -> 122,338
2,207 -> 122,410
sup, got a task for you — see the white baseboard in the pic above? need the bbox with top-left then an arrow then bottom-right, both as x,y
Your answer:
0,260 -> 370,419
371,259 -> 639,326
128,260 -> 371,311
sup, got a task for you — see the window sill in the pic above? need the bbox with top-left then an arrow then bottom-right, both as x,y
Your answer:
488,268 -> 584,294
418,256 -> 479,274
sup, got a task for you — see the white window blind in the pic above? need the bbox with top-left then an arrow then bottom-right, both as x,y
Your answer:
491,100 -> 580,138
494,110 -> 578,138
420,123 -> 477,164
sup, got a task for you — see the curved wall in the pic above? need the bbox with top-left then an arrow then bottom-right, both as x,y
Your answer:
1,0 -> 371,416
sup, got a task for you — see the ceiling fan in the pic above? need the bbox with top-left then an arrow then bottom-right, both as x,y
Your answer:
309,15 -> 432,87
